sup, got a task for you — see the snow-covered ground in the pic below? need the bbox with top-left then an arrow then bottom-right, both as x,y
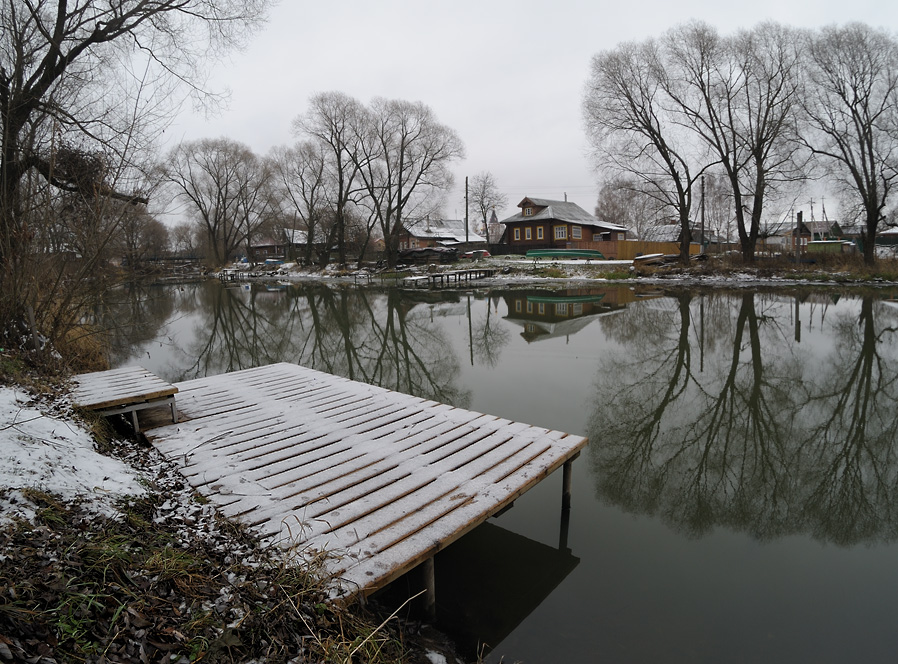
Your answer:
0,386 -> 146,526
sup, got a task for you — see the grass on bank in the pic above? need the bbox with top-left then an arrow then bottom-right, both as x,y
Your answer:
0,486 -> 413,663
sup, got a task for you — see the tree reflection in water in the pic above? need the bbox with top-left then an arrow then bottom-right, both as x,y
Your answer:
108,281 -> 471,408
589,291 -> 898,546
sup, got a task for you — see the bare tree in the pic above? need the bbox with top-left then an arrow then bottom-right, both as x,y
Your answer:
584,38 -> 701,262
268,142 -> 329,266
353,98 -> 465,268
117,206 -> 169,273
801,23 -> 898,265
0,0 -> 271,340
594,175 -> 662,240
663,22 -> 805,262
163,138 -> 270,266
170,222 -> 200,258
468,171 -> 508,237
293,92 -> 368,266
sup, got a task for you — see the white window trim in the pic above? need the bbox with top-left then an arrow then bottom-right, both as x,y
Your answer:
554,225 -> 567,240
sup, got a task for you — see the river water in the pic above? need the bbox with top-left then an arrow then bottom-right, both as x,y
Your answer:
106,279 -> 898,663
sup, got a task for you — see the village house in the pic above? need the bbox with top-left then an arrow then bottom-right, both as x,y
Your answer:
499,197 -> 627,253
769,212 -> 853,253
247,235 -> 285,262
397,218 -> 488,250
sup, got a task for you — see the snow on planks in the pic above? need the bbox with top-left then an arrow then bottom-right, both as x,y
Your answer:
73,366 -> 177,410
146,362 -> 587,599
72,366 -> 178,431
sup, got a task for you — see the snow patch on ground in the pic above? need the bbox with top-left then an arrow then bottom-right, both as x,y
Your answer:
0,387 -> 146,526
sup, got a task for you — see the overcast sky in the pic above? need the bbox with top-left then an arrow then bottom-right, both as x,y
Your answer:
166,0 -> 898,222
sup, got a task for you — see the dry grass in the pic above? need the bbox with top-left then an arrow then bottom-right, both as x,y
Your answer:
0,487 -> 418,663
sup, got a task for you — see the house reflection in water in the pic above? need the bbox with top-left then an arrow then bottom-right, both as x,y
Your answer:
502,287 -> 647,342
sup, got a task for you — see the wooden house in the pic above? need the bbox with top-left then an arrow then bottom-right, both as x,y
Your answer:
499,197 -> 627,254
398,218 -> 488,250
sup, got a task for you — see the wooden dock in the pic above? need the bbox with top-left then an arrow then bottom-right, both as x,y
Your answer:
72,366 -> 178,432
403,268 -> 495,288
144,363 -> 586,603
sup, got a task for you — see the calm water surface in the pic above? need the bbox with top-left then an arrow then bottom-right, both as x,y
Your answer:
107,280 -> 898,663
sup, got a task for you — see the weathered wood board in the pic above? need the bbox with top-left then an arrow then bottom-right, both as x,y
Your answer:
146,363 -> 587,599
72,366 -> 178,411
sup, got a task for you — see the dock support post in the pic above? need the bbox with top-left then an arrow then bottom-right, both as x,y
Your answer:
423,556 -> 436,621
562,459 -> 574,511
559,505 -> 570,551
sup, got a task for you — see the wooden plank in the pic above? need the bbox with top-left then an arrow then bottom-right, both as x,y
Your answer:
144,362 -> 587,601
73,366 -> 177,410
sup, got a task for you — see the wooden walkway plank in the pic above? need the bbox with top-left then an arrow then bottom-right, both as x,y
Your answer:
235,424 -> 490,529
333,442 -> 573,591
73,366 -> 177,410
201,416 -> 499,526
298,434 -> 548,553
143,362 -> 587,601
73,366 -> 179,431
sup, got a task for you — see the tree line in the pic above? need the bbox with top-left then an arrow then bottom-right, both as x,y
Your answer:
583,21 -> 898,264
163,93 -> 467,270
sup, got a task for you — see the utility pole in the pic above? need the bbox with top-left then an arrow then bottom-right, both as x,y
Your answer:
465,176 -> 469,243
700,175 -> 706,255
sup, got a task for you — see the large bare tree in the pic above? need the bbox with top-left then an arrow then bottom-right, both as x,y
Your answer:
662,22 -> 805,262
353,98 -> 465,268
584,38 -> 700,262
268,141 -> 329,266
293,92 -> 367,266
0,0 -> 270,343
164,138 -> 271,266
801,23 -> 898,265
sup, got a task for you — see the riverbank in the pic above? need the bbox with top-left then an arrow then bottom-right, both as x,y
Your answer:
0,364 -> 464,664
213,252 -> 898,290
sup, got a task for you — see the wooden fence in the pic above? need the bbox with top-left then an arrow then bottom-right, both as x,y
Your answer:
570,240 -> 701,260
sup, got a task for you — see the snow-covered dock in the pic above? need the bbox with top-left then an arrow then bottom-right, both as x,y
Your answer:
143,362 -> 586,603
72,365 -> 178,432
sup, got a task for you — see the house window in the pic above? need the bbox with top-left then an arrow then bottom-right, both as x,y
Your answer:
571,226 -> 582,239
525,227 -> 532,240
514,228 -> 521,241
526,301 -> 533,313
573,303 -> 583,316
524,207 -> 533,216
592,233 -> 602,241
554,226 -> 567,240
537,226 -> 544,240
538,303 -> 546,315
618,233 -> 625,241
556,303 -> 568,316
515,300 -> 522,312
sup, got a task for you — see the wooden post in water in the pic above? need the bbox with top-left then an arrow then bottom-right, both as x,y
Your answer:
423,556 -> 436,621
559,505 -> 571,551
562,457 -> 576,511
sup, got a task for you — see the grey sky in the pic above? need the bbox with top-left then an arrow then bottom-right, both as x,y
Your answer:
166,0 -> 898,222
